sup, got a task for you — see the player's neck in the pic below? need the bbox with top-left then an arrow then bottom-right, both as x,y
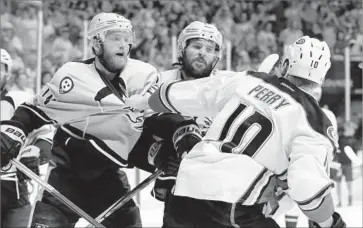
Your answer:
181,70 -> 194,81
94,58 -> 118,81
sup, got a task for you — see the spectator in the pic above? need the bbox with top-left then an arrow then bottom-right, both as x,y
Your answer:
6,46 -> 25,72
0,21 -> 23,56
257,22 -> 278,54
335,121 -> 358,207
50,26 -> 74,65
16,3 -> 38,54
41,71 -> 53,89
333,30 -> 347,54
2,0 -> 361,78
10,71 -> 34,95
279,18 -> 303,50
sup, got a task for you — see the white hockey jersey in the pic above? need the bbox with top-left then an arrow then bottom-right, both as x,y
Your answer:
0,90 -> 55,146
159,69 -> 237,132
21,58 -> 159,166
149,71 -> 337,218
1,90 -> 33,120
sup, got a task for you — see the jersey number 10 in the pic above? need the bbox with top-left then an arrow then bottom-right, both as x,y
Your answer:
219,103 -> 273,157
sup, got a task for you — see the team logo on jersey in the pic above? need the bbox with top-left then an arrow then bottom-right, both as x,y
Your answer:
296,38 -> 305,44
59,77 -> 74,94
148,137 -> 163,166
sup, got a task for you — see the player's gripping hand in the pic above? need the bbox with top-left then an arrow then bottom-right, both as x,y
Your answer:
311,212 -> 346,228
17,145 -> 40,181
1,120 -> 27,166
148,139 -> 180,174
172,124 -> 202,159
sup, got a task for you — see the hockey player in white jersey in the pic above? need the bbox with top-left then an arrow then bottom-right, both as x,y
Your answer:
0,13 -> 162,228
148,36 -> 346,228
275,86 -> 341,228
0,48 -> 41,227
151,21 -> 233,202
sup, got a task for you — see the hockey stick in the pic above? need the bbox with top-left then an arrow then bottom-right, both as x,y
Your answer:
85,169 -> 164,228
11,159 -> 105,228
26,160 -> 55,228
53,107 -> 134,127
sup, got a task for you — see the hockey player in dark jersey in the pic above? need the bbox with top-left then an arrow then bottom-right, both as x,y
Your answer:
0,12 -> 200,228
148,36 -> 346,228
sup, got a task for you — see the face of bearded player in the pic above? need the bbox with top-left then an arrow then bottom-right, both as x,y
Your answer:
182,38 -> 220,79
98,30 -> 132,73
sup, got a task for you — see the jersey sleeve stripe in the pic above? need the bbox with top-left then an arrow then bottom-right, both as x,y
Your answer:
295,182 -> 334,207
148,87 -> 173,113
2,96 -> 15,108
238,168 -> 269,204
62,125 -> 129,167
11,103 -> 56,134
89,140 -> 128,167
298,194 -> 335,223
158,82 -> 178,113
164,81 -> 181,113
19,103 -> 56,124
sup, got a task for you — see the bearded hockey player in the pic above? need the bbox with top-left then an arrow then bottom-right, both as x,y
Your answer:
148,36 -> 346,228
151,21 -> 235,202
0,12 -> 161,228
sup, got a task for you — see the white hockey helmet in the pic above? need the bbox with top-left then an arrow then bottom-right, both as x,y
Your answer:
87,12 -> 135,45
1,48 -> 13,87
177,21 -> 223,60
281,36 -> 331,86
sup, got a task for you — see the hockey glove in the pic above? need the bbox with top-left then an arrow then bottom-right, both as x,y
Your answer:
172,124 -> 202,159
148,139 -> 180,175
310,212 -> 346,228
17,145 -> 40,181
1,120 -> 27,167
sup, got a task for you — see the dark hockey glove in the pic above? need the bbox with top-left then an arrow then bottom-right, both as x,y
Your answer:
17,145 -> 40,181
149,142 -> 180,202
172,124 -> 202,159
310,212 -> 346,228
1,120 -> 27,167
148,139 -> 180,175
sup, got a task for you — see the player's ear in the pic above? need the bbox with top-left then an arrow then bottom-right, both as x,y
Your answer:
93,38 -> 103,56
280,59 -> 289,77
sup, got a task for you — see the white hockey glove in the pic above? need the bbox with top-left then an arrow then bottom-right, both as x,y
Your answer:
17,145 -> 40,181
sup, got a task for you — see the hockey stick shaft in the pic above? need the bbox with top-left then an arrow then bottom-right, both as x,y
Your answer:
11,159 -> 105,228
27,161 -> 55,228
86,169 -> 163,226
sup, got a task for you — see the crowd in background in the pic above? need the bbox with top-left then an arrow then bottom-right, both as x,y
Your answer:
1,0 -> 363,95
